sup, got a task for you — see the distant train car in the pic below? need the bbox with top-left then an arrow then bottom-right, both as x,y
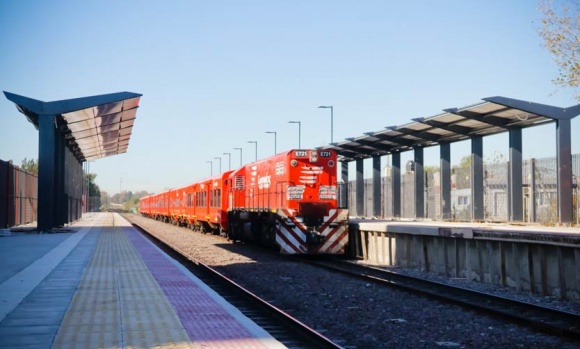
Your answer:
150,190 -> 171,222
139,195 -> 151,217
191,171 -> 232,234
226,149 -> 348,254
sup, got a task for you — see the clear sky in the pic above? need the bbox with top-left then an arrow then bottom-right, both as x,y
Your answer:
1,1 -> 578,195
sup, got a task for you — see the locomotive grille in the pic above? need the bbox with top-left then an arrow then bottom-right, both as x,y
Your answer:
234,175 -> 244,189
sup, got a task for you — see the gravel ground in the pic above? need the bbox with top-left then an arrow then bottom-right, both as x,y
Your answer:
124,213 -> 580,349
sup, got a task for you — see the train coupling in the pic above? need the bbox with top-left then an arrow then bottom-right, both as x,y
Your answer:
306,230 -> 323,245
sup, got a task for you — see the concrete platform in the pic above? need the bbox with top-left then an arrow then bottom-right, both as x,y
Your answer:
0,212 -> 285,349
352,218 -> 580,241
349,219 -> 580,300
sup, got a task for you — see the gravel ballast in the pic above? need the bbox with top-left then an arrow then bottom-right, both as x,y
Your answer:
124,213 -> 580,349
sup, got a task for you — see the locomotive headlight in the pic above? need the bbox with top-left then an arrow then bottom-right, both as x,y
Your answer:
310,150 -> 318,163
328,160 -> 335,167
291,159 -> 298,167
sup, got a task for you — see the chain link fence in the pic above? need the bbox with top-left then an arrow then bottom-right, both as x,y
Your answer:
347,154 -> 579,225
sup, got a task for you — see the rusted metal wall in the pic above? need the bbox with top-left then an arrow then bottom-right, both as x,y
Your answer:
0,160 -> 38,228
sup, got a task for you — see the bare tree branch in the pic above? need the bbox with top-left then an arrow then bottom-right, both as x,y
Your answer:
538,0 -> 580,99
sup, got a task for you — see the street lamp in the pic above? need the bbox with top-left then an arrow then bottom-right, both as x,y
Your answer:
265,131 -> 277,155
288,121 -> 301,149
247,141 -> 258,162
214,157 -> 222,173
318,105 -> 333,144
223,152 -> 231,170
206,160 -> 213,176
234,147 -> 243,167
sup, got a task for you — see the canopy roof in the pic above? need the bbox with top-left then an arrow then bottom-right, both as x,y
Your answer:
4,91 -> 142,161
326,96 -> 580,161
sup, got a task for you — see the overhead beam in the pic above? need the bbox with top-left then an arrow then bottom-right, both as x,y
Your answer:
391,126 -> 442,143
412,117 -> 474,137
445,107 -> 511,129
484,96 -> 580,121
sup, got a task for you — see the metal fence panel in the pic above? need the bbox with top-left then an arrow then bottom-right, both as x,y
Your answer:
347,154 -> 579,225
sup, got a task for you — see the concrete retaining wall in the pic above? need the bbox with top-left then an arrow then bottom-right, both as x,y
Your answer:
349,221 -> 580,301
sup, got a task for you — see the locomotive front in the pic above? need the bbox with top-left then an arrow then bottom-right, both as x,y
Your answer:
227,149 -> 348,254
279,149 -> 348,254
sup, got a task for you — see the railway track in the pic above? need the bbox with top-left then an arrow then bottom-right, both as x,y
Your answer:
130,222 -> 343,349
299,256 -> 580,341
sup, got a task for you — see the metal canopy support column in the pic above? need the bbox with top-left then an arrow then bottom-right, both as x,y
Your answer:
4,91 -> 142,231
37,114 -> 57,232
340,161 -> 349,209
556,119 -> 573,224
372,155 -> 381,217
509,128 -> 523,221
392,152 -> 401,218
414,147 -> 424,219
356,158 -> 364,217
56,128 -> 66,227
482,96 -> 580,224
440,143 -> 451,220
530,158 -> 537,222
471,136 -> 484,220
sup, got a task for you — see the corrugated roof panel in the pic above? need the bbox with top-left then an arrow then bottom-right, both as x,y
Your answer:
328,98 -> 579,160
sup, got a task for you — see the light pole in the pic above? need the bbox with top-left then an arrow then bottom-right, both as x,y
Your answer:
223,152 -> 231,170
234,147 -> 242,167
288,121 -> 301,149
214,157 -> 222,173
318,105 -> 333,144
206,160 -> 213,176
265,131 -> 277,155
247,141 -> 258,162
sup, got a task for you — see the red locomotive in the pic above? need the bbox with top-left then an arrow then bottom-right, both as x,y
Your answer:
140,149 -> 348,254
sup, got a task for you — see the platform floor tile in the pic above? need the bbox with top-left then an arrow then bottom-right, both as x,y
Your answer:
123,219 -> 284,349
52,217 -> 195,349
0,221 -> 100,349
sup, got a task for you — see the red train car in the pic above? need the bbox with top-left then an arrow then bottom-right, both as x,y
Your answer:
149,190 -> 171,222
139,194 -> 151,217
194,171 -> 233,234
139,149 -> 348,255
226,149 -> 348,254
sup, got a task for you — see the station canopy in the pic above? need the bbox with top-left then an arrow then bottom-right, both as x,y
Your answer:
326,96 -> 576,161
5,91 -> 142,162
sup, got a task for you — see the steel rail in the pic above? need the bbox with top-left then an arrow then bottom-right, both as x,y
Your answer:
299,257 -> 580,342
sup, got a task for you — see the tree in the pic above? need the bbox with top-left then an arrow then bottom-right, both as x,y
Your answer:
20,158 -> 38,175
538,0 -> 580,99
84,172 -> 102,211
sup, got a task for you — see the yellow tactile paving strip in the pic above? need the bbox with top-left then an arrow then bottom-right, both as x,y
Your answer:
52,215 -> 196,349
